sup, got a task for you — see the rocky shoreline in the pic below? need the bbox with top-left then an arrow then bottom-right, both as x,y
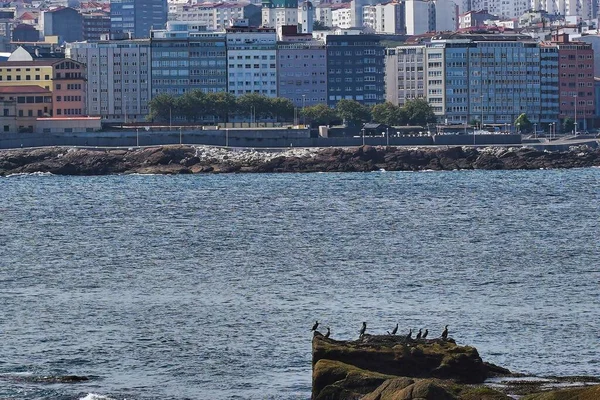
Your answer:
1,145 -> 600,176
311,332 -> 600,400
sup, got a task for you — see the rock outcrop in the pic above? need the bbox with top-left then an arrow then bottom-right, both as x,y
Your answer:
1,145 -> 600,176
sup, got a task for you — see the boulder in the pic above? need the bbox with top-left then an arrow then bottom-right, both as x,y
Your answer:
520,386 -> 600,400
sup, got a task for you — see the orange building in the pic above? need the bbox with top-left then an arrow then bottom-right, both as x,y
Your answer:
0,47 -> 86,119
0,85 -> 53,133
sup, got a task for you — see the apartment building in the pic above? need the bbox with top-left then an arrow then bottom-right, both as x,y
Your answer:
0,85 -> 53,133
262,0 -> 299,30
385,45 -> 426,107
553,34 -> 595,131
150,22 -> 227,96
226,21 -> 278,97
277,27 -> 326,106
110,0 -> 168,38
326,34 -> 385,106
66,39 -> 151,123
82,11 -> 111,41
168,2 -> 261,31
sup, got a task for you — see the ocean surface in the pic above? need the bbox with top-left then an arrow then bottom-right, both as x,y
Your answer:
0,169 -> 599,400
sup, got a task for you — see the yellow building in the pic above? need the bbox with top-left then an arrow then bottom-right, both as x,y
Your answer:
0,85 -> 53,133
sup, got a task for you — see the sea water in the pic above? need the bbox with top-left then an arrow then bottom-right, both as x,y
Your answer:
0,169 -> 599,400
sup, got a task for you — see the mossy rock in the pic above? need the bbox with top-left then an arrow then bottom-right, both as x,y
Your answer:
455,386 -> 513,400
362,377 -> 456,400
313,359 -> 396,400
520,385 -> 600,400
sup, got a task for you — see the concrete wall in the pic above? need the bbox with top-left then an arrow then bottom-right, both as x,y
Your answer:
0,129 -> 521,149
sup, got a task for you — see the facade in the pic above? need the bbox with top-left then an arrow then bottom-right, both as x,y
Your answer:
332,4 -> 352,29
0,85 -> 53,133
384,45 -> 426,107
326,34 -> 385,106
277,28 -> 326,106
386,33 -> 556,126
315,4 -> 333,27
0,48 -> 85,118
110,0 -> 168,39
298,1 -> 314,33
554,34 -> 595,131
12,24 -> 41,43
41,7 -> 83,43
405,0 -> 432,35
363,2 -> 406,34
459,10 -> 498,29
168,3 -> 261,31
82,12 -> 111,42
432,0 -> 459,32
262,0 -> 299,30
66,39 -> 151,123
469,0 -> 528,18
226,22 -> 278,97
150,22 -> 227,96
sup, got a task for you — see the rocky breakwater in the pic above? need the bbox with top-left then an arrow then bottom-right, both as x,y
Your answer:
1,145 -> 600,176
311,332 -> 600,400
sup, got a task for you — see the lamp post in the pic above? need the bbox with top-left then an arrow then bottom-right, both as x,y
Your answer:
136,128 -> 139,147
573,94 -> 577,135
302,94 -> 306,126
534,123 -> 537,139
362,128 -> 365,146
225,127 -> 229,147
386,126 -> 389,146
179,126 -> 182,145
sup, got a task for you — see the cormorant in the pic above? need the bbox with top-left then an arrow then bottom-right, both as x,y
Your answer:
391,323 -> 398,335
311,321 -> 319,331
325,327 -> 330,338
406,328 -> 412,341
416,329 -> 422,339
422,329 -> 428,339
441,325 -> 448,339
359,322 -> 367,336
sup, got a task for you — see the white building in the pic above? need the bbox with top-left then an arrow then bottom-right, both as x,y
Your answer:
363,2 -> 406,34
470,0 -> 529,18
332,4 -> 352,28
315,4 -> 333,27
65,39 -> 151,124
168,2 -> 260,31
298,1 -> 314,33
433,0 -> 458,32
405,0 -> 432,35
262,0 -> 299,30
385,44 -> 427,106
226,22 -> 278,97
531,0 -> 598,19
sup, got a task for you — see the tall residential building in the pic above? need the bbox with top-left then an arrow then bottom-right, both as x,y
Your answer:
277,26 -> 326,106
65,39 -> 151,123
470,0 -> 528,18
363,2 -> 406,34
539,43 -> 560,126
298,1 -> 314,33
553,34 -> 595,131
326,34 -> 385,106
168,2 -> 261,31
41,7 -> 83,43
405,0 -> 433,35
110,0 -> 168,39
82,11 -> 111,42
385,33 -> 551,125
532,0 -> 598,18
226,20 -> 278,97
262,0 -> 299,30
150,22 -> 227,96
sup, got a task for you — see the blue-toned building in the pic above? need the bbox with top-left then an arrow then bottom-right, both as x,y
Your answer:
150,22 -> 227,96
325,33 -> 385,106
539,43 -> 559,126
110,0 -> 168,39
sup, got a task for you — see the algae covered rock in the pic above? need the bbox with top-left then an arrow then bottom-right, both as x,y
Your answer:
520,385 -> 600,400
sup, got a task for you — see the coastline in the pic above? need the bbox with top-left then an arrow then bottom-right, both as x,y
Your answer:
1,144 -> 600,176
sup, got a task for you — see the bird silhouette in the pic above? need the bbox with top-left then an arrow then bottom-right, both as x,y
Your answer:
416,329 -> 422,339
391,323 -> 398,335
406,328 -> 412,341
311,321 -> 319,331
359,322 -> 367,336
422,329 -> 428,339
324,327 -> 330,338
441,325 -> 448,339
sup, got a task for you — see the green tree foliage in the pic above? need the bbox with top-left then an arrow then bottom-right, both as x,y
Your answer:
562,118 -> 575,134
270,97 -> 295,122
148,93 -> 176,122
206,92 -> 237,123
177,89 -> 209,122
371,102 -> 407,126
313,20 -> 330,31
335,99 -> 371,126
236,93 -> 273,120
403,99 -> 436,126
300,104 -> 339,126
514,113 -> 533,133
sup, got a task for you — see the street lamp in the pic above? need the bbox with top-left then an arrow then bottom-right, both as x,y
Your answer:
225,127 -> 229,147
386,126 -> 389,146
534,123 -> 537,139
362,128 -> 365,146
573,94 -> 577,135
136,127 -> 139,147
302,94 -> 306,126
179,126 -> 182,145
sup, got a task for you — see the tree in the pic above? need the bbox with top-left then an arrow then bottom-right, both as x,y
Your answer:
402,99 -> 436,126
301,104 -> 339,127
148,93 -> 176,123
206,91 -> 237,123
269,97 -> 295,122
177,89 -> 208,122
313,20 -> 330,31
514,113 -> 533,133
371,102 -> 406,126
335,99 -> 371,126
236,93 -> 272,121
562,118 -> 575,134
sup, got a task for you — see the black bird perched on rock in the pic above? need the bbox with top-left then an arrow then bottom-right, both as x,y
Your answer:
359,322 -> 367,337
325,327 -> 330,338
311,321 -> 319,331
441,325 -> 448,339
416,329 -> 422,339
406,329 -> 412,341
422,329 -> 428,339
391,323 -> 398,335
